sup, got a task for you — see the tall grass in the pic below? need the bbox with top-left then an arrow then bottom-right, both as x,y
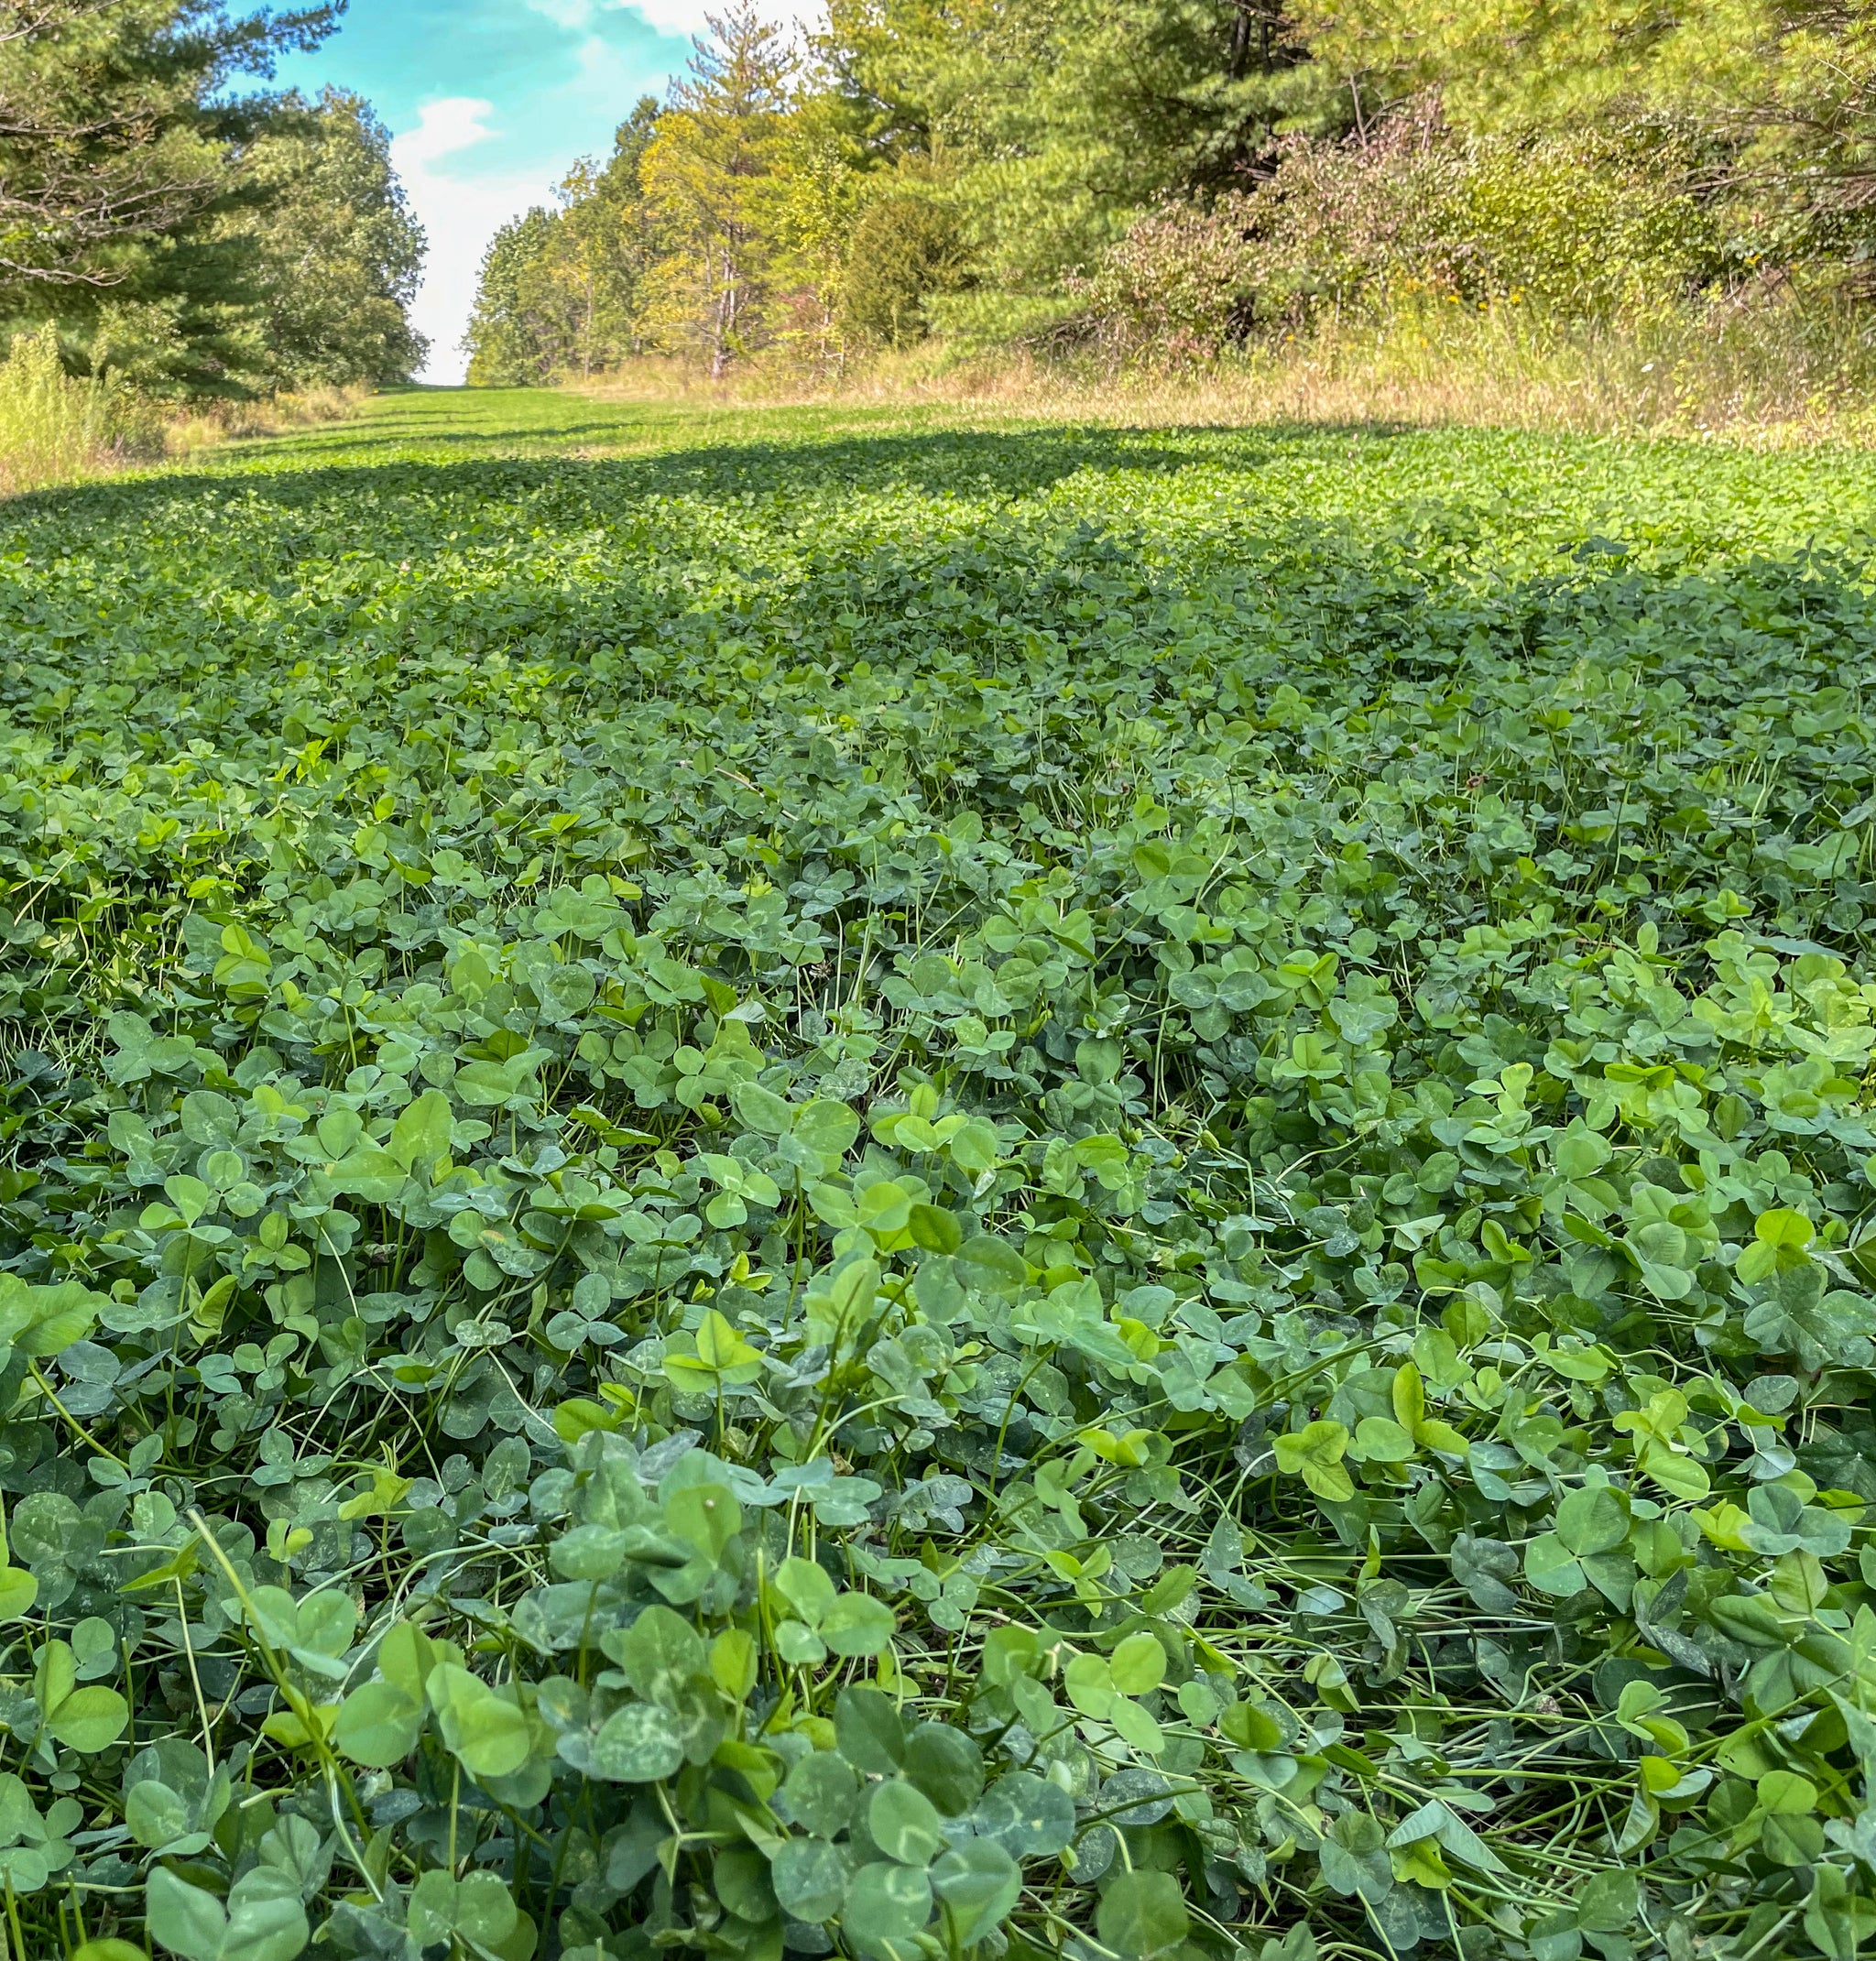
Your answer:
1219,287 -> 1876,442
164,383 -> 369,458
0,328 -> 372,493
573,287 -> 1876,447
0,324 -> 162,493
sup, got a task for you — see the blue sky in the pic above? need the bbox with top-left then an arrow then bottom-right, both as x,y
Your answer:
271,1 -> 808,383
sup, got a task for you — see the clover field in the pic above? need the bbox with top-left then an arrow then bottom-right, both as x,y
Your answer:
4,391 -> 1876,1961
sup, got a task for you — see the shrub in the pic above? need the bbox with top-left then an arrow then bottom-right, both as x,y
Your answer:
1080,112 -> 1730,358
1073,199 -> 1260,362
841,194 -> 972,348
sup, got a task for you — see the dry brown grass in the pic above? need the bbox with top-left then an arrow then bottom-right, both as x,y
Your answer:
164,383 -> 369,459
573,291 -> 1876,448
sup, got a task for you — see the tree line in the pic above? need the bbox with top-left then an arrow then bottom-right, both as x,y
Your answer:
0,0 -> 422,399
467,0 -> 1876,381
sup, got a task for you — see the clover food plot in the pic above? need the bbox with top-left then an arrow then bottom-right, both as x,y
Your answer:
2,402 -> 1876,1961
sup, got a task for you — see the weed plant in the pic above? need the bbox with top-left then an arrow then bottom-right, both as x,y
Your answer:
0,327 -> 161,494
0,397 -> 1873,1961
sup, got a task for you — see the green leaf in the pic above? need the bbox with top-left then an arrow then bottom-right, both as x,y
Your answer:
774,1554 -> 836,1629
256,1815 -> 332,1901
147,1870 -> 228,1961
821,1592 -> 896,1657
1273,1419 -> 1354,1502
1576,1868 -> 1639,1934
1522,1531 -> 1586,1596
1108,1631 -> 1165,1695
1320,1814 -> 1392,1902
611,1602 -> 707,1701
907,1203 -> 963,1254
333,1680 -> 424,1768
0,1275 -> 103,1357
953,1235 -> 1028,1296
0,1567 -> 35,1622
1642,1448 -> 1711,1500
409,1868 -> 518,1951
772,1836 -> 850,1922
1755,1206 -> 1816,1250
1096,1870 -> 1190,1957
1805,1865 -> 1876,1961
834,1684 -> 904,1772
973,1772 -> 1074,1856
842,1860 -> 933,1952
805,1258 -> 880,1351
1554,1122 -> 1612,1179
792,1099 -> 860,1165
387,1089 -> 453,1170
946,1118 -> 1002,1175
931,1840 -> 1021,1943
1063,1651 -> 1114,1717
1555,1484 -> 1630,1557
784,1749 -> 858,1838
1350,1415 -> 1415,1462
47,1683 -> 127,1752
427,1665 -> 531,1779
902,1723 -> 984,1815
125,1780 -> 196,1851
588,1701 -> 686,1782
869,1778 -> 945,1866
147,1868 -> 308,1961
1108,1694 -> 1166,1755
732,1081 -> 794,1135
1757,1769 -> 1819,1814
664,1480 -> 742,1559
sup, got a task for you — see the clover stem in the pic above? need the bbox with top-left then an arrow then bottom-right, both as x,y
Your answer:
26,1363 -> 126,1467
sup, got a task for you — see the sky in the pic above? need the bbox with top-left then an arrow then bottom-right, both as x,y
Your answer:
270,0 -> 813,385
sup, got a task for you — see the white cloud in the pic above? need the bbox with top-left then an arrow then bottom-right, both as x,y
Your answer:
393,95 -> 498,170
392,100 -> 540,386
621,0 -> 716,36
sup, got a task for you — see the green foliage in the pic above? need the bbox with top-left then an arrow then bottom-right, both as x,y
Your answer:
11,392 -> 1876,1958
840,193 -> 970,348
470,0 -> 1347,377
465,209 -> 565,388
0,8 -> 423,405
640,5 -> 797,376
1303,0 -> 1876,260
487,0 -> 1876,377
1080,119 -> 1729,355
826,0 -> 1342,292
0,1 -> 344,301
229,87 -> 429,391
465,101 -> 664,388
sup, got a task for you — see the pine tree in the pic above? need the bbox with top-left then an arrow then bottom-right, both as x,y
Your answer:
823,0 -> 1342,298
0,0 -> 342,296
640,5 -> 795,376
1302,0 -> 1876,241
